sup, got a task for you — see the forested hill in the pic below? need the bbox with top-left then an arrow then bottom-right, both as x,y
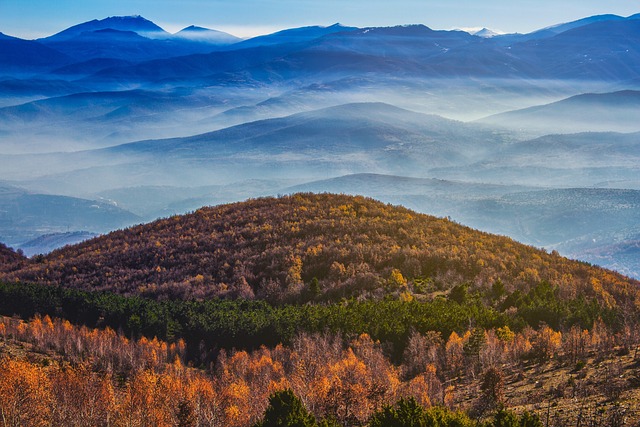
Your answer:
4,193 -> 638,306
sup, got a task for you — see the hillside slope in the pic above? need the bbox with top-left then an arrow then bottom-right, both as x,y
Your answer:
5,193 -> 637,305
0,243 -> 26,272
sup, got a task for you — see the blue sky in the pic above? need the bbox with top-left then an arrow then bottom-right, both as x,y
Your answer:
1,0 -> 638,39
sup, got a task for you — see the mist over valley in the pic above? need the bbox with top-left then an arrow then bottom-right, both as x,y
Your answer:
1,13 -> 639,278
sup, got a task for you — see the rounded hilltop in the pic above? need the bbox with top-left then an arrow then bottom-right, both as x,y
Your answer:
5,193 -> 637,306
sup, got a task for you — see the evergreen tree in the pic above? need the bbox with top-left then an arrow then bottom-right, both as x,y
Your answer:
253,389 -> 317,427
368,398 -> 426,427
369,397 -> 476,427
492,408 -> 543,427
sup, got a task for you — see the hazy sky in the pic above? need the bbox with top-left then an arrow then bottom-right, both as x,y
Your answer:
1,0 -> 638,39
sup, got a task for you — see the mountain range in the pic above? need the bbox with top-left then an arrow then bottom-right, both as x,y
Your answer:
1,13 -> 639,82
0,13 -> 639,280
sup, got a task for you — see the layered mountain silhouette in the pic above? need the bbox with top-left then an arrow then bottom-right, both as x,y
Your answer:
0,13 -> 639,280
0,185 -> 139,247
2,14 -> 639,82
230,23 -> 357,49
41,15 -> 170,41
0,33 -> 71,73
479,90 -> 640,134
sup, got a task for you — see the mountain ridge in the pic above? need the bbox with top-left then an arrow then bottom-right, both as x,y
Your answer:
3,13 -> 633,82
478,90 -> 640,134
41,15 -> 170,41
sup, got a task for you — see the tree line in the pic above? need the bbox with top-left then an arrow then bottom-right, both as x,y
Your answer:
0,279 -> 627,364
1,312 -> 636,426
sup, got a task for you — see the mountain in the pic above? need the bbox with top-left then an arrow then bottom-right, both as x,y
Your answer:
0,102 -> 509,192
0,89 -> 170,152
560,231 -> 640,280
109,101 -> 503,161
41,28 -> 211,62
283,173 -> 533,198
85,102 -> 507,187
495,132 -> 640,169
538,14 -> 627,35
42,15 -> 170,41
461,188 -> 640,247
232,23 -> 357,48
94,179 -> 292,219
43,29 -> 165,61
9,99 -> 638,194
478,90 -> 640,134
508,19 -> 640,80
430,131 -> 640,188
174,25 -> 241,45
58,17 -> 640,85
4,15 -> 640,82
491,14 -> 632,45
0,87 -> 249,153
0,33 -> 70,73
0,78 -> 85,98
520,14 -> 626,41
39,16 -> 236,63
0,89 -> 176,126
332,19 -> 640,80
81,24 -> 493,84
1,13 -> 640,422
4,193 -> 637,303
0,185 -> 140,246
1,14 -> 639,283
240,24 -> 504,79
472,28 -> 501,38
17,231 -> 97,257
49,58 -> 134,77
1,194 -> 639,427
85,41 -> 305,83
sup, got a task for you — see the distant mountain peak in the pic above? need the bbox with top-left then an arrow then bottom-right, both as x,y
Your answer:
179,25 -> 209,32
43,15 -> 169,41
107,14 -> 142,19
101,15 -> 158,26
473,28 -> 502,38
357,24 -> 434,36
533,13 -> 625,36
174,25 -> 240,44
235,23 -> 358,48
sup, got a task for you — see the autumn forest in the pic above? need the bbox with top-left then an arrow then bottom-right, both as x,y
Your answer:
1,194 -> 640,426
